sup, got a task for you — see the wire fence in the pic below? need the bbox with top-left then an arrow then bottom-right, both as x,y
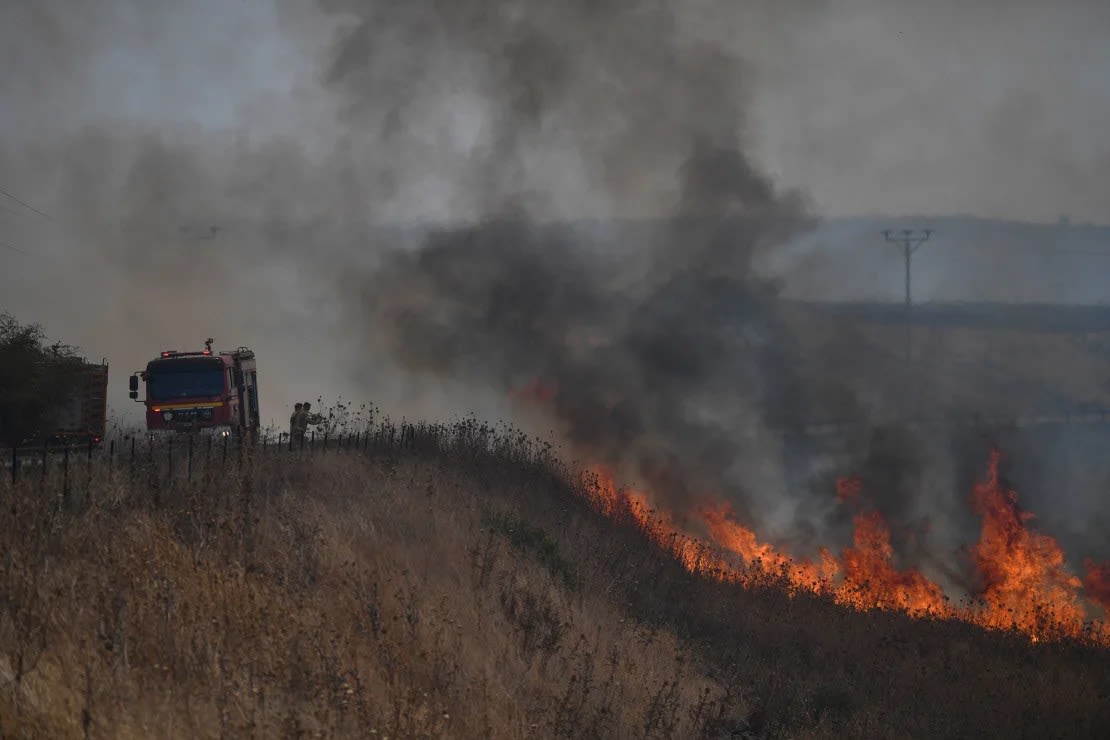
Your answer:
0,417 -> 570,514
3,427 -> 390,486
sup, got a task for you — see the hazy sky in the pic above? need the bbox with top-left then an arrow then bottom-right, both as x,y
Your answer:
746,0 -> 1110,222
3,1 -> 1109,220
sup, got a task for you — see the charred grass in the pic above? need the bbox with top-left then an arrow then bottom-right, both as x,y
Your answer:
1,421 -> 1108,739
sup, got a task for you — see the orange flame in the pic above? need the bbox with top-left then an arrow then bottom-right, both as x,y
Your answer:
835,476 -> 863,505
582,467 -> 730,576
968,450 -> 1086,639
1084,560 -> 1110,612
837,510 -> 950,617
698,502 -> 838,593
509,378 -> 558,405
580,453 -> 1109,646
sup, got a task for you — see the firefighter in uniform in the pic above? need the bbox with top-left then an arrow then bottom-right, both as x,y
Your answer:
292,401 -> 324,447
289,402 -> 303,443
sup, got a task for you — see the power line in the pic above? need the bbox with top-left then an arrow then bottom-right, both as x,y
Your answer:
0,185 -> 52,221
0,234 -> 67,264
0,238 -> 32,256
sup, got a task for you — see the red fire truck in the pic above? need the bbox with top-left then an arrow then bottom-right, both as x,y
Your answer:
129,339 -> 260,438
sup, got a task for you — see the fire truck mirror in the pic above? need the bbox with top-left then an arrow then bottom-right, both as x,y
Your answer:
234,368 -> 244,387
128,375 -> 139,392
129,390 -> 138,400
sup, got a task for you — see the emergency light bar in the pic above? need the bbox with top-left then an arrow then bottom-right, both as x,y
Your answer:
160,349 -> 214,358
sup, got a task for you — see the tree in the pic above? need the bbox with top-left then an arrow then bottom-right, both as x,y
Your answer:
0,313 -> 86,446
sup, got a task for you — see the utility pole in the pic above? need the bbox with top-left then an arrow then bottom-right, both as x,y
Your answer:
882,228 -> 932,415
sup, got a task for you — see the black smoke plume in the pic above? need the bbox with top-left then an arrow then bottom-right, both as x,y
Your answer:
326,1 -> 819,522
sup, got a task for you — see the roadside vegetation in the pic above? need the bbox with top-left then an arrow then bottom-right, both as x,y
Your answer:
0,313 -> 89,447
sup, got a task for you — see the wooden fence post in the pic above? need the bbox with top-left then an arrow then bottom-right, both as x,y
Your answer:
149,435 -> 159,507
85,437 -> 94,507
40,439 -> 49,491
62,445 -> 70,504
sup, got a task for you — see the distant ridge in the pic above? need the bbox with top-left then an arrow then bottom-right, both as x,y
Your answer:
792,300 -> 1110,333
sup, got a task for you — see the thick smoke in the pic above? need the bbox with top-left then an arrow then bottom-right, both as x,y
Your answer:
316,0 -> 826,528
301,0 -> 782,222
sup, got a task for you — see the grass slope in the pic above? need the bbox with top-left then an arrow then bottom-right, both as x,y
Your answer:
1,423 -> 1108,739
778,301 -> 1110,423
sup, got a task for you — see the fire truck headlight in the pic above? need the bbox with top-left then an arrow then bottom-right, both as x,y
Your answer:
198,408 -> 214,421
162,411 -> 174,422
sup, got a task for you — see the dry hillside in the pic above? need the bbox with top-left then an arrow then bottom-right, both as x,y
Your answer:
1,421 -> 1108,739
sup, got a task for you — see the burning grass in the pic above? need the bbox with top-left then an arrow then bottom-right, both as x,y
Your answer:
1,419 -> 1109,738
584,450 -> 1110,646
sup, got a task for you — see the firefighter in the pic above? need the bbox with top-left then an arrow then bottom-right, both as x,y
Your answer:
292,401 -> 324,447
289,402 -> 303,442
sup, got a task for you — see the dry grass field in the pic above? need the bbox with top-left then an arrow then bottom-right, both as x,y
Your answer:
1,421 -> 1109,739
779,302 -> 1110,423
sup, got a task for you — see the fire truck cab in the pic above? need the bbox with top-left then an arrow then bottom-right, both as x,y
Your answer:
130,339 -> 260,438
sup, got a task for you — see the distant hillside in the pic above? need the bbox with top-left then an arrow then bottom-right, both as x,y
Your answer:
775,299 -> 1110,425
772,215 -> 1110,304
793,300 -> 1110,333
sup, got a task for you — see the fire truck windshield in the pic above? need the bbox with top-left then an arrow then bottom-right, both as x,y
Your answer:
146,358 -> 225,401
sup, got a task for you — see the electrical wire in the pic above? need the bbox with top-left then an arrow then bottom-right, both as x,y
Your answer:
0,185 -> 52,221
0,238 -> 31,256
